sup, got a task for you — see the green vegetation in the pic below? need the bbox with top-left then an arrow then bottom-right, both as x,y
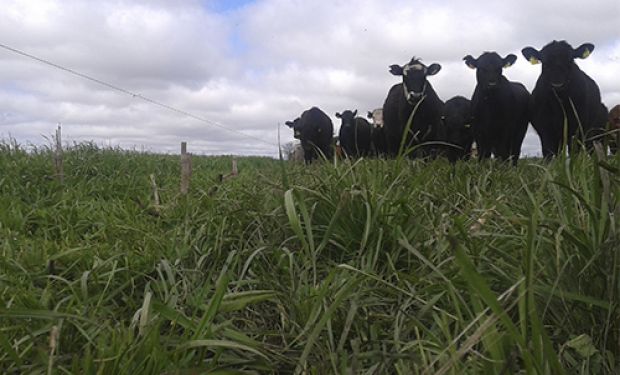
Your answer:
0,140 -> 618,374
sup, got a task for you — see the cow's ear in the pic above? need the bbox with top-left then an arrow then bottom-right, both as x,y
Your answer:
463,55 -> 477,69
574,43 -> 595,59
521,47 -> 541,64
352,110 -> 358,117
389,64 -> 404,76
335,112 -> 342,119
367,111 -> 373,119
427,63 -> 441,76
285,121 -> 294,128
503,54 -> 517,68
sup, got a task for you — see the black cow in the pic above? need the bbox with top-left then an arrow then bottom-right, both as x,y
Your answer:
285,107 -> 333,163
441,96 -> 473,163
336,110 -> 372,158
463,52 -> 529,165
521,41 -> 607,157
382,57 -> 444,158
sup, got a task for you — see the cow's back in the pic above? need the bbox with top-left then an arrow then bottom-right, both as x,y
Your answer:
300,107 -> 333,159
355,117 -> 373,156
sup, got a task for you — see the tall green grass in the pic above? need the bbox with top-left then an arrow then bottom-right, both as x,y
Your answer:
0,140 -> 618,374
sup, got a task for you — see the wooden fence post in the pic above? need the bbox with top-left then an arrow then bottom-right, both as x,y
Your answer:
180,142 -> 192,195
149,173 -> 161,214
54,124 -> 64,184
231,157 -> 238,176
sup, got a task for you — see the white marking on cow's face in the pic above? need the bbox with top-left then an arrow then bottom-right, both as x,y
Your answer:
403,64 -> 425,76
403,80 -> 427,104
401,63 -> 429,103
370,109 -> 383,127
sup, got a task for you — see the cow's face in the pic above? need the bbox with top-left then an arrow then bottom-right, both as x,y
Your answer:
367,109 -> 383,128
335,110 -> 357,128
522,41 -> 594,90
285,118 -> 302,139
442,104 -> 472,143
442,112 -> 471,134
390,59 -> 441,103
463,52 -> 516,91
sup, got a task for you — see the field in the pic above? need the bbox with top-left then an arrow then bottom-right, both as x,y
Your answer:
0,140 -> 619,374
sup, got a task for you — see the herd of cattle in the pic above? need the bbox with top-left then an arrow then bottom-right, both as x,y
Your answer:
286,40 -> 620,164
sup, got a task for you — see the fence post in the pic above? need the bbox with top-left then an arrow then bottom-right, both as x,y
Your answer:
180,142 -> 192,195
149,174 -> 161,214
231,157 -> 238,176
54,124 -> 64,184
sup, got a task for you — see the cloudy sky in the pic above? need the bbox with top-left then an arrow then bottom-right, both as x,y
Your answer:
1,0 -> 619,157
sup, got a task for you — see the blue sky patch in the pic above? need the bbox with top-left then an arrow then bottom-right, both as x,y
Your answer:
203,0 -> 255,13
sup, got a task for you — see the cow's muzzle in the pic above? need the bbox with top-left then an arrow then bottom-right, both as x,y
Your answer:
403,81 -> 427,104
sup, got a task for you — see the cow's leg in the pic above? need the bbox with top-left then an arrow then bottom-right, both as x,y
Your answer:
304,149 -> 315,164
539,131 -> 560,159
506,137 -> 520,165
494,136 -> 512,163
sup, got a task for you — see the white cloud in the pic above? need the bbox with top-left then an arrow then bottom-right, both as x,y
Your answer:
1,0 -> 619,157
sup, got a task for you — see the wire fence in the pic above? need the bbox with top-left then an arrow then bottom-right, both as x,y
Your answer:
0,42 -> 280,151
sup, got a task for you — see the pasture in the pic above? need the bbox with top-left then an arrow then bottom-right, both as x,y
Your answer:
0,140 -> 618,374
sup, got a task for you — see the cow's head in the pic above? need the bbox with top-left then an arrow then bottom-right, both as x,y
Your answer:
367,108 -> 383,128
521,40 -> 594,90
285,118 -> 302,139
389,58 -> 441,104
441,97 -> 472,143
335,110 -> 357,129
463,52 -> 516,91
